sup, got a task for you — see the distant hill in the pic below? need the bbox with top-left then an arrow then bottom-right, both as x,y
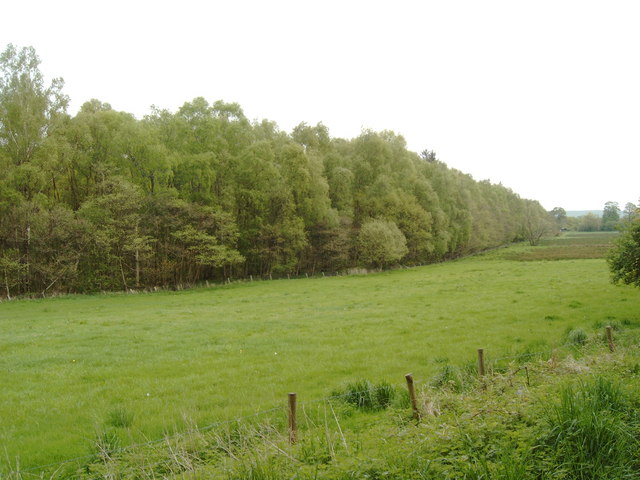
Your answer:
566,210 -> 603,217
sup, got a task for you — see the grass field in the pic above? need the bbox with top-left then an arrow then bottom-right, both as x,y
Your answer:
1,232 -> 638,471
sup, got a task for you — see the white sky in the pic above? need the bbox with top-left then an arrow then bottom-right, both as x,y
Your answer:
3,0 -> 639,211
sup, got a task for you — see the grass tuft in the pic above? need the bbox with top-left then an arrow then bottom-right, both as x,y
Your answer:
106,405 -> 134,428
539,377 -> 638,478
564,328 -> 588,346
334,380 -> 397,411
430,362 -> 477,392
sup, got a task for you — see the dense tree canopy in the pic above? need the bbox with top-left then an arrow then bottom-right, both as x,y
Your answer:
0,44 -> 551,297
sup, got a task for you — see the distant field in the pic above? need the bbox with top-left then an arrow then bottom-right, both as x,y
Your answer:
1,232 -> 638,471
506,231 -> 618,261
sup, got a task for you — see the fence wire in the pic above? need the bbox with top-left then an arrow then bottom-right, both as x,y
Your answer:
7,342 -> 594,477
10,390 -> 375,476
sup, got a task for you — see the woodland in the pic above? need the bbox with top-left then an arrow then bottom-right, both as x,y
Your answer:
0,44 -> 551,297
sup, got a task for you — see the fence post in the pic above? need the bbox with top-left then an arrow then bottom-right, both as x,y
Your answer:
288,392 -> 297,444
477,348 -> 485,377
250,275 -> 253,282
606,326 -> 615,352
405,374 -> 420,420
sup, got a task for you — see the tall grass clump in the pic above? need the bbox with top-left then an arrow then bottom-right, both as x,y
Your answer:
538,377 -> 639,478
564,327 -> 588,346
430,361 -> 477,392
334,380 -> 397,411
106,405 -> 134,428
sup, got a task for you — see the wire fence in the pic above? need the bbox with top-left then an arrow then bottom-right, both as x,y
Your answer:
8,389 -> 380,477
7,333 -> 618,478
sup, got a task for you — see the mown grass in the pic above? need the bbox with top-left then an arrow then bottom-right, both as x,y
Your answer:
1,233 -> 638,471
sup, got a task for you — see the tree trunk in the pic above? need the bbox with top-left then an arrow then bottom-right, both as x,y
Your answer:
119,258 -> 128,291
4,269 -> 11,300
25,224 -> 31,294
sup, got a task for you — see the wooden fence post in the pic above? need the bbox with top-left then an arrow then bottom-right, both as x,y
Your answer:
405,374 -> 420,420
288,392 -> 297,444
606,326 -> 615,352
477,348 -> 485,377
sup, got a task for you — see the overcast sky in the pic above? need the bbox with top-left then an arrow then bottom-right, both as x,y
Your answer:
3,0 -> 638,211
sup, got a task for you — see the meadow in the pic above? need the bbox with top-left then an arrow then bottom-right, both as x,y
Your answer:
1,232 -> 638,472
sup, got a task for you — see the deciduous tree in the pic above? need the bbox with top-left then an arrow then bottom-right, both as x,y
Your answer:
608,219 -> 640,287
357,219 -> 408,269
602,201 -> 621,231
0,44 -> 68,166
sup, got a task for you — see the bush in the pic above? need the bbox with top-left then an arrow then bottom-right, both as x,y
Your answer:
608,219 -> 640,287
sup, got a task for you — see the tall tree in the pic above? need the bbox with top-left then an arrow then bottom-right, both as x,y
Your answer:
602,201 -> 621,231
521,200 -> 553,246
357,219 -> 408,269
549,207 -> 568,231
622,202 -> 638,223
578,212 -> 601,232
0,44 -> 68,167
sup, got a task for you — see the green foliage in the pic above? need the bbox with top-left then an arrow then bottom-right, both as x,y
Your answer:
622,202 -> 638,223
357,219 -> 408,269
0,44 -> 556,296
521,199 -> 553,246
0,44 -> 68,167
577,212 -> 602,232
608,218 -> 640,287
601,201 -> 621,231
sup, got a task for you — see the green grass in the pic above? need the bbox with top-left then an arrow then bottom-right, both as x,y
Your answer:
1,234 -> 639,471
24,335 -> 640,479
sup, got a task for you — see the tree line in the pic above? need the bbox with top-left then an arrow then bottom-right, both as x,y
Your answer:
0,44 -> 550,298
549,202 -> 639,233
